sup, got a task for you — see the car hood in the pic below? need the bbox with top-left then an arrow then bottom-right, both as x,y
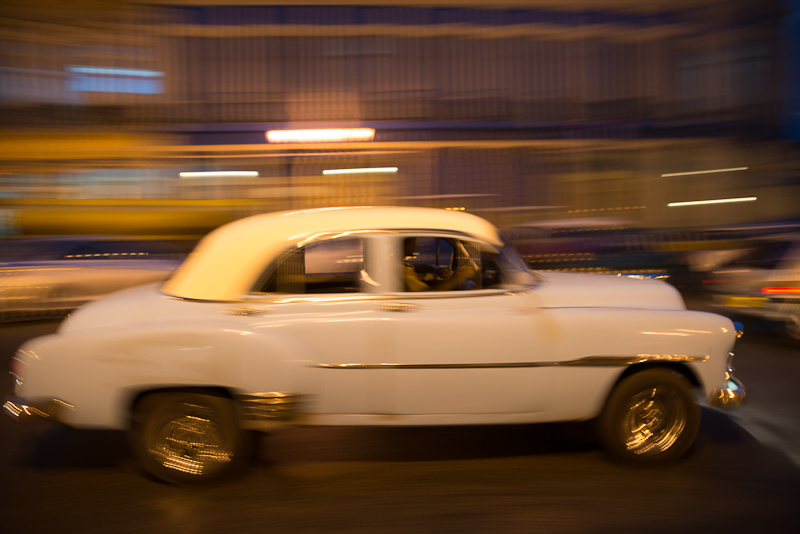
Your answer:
533,271 -> 686,310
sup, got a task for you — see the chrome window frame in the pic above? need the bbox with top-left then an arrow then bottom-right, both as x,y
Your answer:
390,230 -> 537,295
169,227 -> 538,303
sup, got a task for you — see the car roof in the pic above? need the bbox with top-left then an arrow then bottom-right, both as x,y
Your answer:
162,206 -> 502,301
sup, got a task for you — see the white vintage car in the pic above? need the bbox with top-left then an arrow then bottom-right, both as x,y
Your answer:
4,206 -> 745,484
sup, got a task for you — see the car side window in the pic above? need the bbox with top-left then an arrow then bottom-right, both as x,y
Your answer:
403,236 -> 500,292
253,238 -> 365,294
405,236 -> 454,272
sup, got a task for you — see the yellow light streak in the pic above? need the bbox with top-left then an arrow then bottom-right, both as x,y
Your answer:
266,128 -> 375,143
661,167 -> 748,177
667,197 -> 757,207
179,171 -> 259,178
322,167 -> 397,175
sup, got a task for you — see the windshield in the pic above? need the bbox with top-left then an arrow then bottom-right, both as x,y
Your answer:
498,244 -> 538,288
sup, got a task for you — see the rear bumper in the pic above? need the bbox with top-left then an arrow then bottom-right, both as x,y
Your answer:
3,394 -> 73,423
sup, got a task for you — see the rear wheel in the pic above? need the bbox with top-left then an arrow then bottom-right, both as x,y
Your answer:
130,392 -> 251,484
598,369 -> 700,465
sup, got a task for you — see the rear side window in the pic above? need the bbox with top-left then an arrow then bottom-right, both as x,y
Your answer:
253,238 -> 365,294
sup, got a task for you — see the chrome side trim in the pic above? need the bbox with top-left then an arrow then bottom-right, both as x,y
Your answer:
221,305 -> 272,316
168,288 -> 526,305
385,289 -> 532,300
3,395 -> 74,423
375,302 -> 425,312
316,354 -> 709,370
237,392 -> 309,422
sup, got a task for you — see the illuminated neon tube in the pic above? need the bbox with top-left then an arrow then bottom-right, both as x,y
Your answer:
266,128 -> 375,143
323,167 -> 397,175
667,197 -> 756,207
179,171 -> 259,178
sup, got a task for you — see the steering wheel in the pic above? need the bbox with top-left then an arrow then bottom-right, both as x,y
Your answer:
456,259 -> 481,290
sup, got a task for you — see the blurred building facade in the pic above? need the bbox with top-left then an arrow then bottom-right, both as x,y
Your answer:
0,0 -> 796,237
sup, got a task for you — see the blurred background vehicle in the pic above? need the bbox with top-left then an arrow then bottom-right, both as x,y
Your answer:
0,236 -> 186,322
700,233 -> 800,340
503,219 -> 800,294
501,219 -> 680,281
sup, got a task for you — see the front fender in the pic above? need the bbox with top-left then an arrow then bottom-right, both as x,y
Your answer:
546,308 -> 738,421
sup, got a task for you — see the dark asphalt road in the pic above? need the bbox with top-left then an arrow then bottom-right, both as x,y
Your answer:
1,319 -> 799,533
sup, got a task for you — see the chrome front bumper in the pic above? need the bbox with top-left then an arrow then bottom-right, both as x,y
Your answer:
708,329 -> 746,409
3,394 -> 73,423
708,375 -> 746,408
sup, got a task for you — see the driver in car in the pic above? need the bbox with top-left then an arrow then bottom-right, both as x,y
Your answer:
403,237 -> 477,292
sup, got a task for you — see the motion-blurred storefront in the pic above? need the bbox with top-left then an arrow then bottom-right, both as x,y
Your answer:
0,0 -> 796,237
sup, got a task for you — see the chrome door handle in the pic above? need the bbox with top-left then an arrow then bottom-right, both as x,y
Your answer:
376,302 -> 425,312
222,305 -> 272,316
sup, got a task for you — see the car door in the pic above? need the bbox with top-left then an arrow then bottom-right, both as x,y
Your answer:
235,235 -> 392,416
386,235 -> 560,418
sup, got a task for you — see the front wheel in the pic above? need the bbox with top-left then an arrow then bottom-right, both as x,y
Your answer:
130,392 -> 252,484
598,369 -> 700,466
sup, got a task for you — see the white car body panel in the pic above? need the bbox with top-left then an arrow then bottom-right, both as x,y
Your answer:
387,291 -> 559,416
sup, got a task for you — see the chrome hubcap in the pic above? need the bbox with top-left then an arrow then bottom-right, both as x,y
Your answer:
149,403 -> 233,476
622,386 -> 686,455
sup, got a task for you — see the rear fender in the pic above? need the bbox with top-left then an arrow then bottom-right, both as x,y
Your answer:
17,319 -> 309,429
